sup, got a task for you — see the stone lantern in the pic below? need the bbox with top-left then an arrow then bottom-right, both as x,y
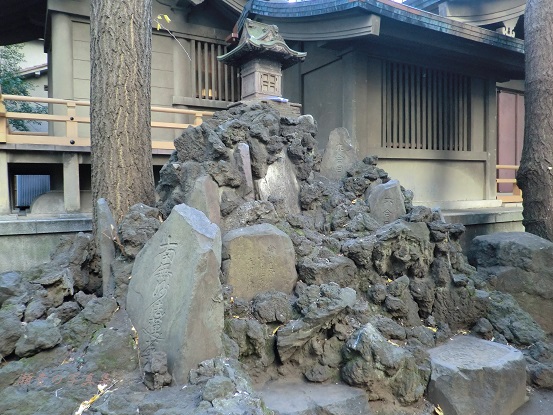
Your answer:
218,19 -> 306,102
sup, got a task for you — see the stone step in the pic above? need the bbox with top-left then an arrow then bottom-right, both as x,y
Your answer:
427,335 -> 527,415
257,381 -> 371,415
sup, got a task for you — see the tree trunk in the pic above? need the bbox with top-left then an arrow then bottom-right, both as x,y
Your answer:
517,0 -> 553,240
90,0 -> 155,226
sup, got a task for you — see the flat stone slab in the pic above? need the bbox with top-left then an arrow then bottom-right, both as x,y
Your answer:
254,150 -> 301,214
320,127 -> 359,180
427,335 -> 526,415
366,179 -> 406,225
222,223 -> 297,301
127,204 -> 223,384
258,381 -> 371,415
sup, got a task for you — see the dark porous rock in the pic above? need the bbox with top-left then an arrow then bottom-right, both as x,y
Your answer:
74,290 -> 96,308
252,291 -> 293,324
222,200 -> 279,232
432,287 -> 489,331
111,257 -> 134,304
371,315 -> 407,340
47,301 -> 81,324
384,295 -> 408,317
23,298 -> 47,322
430,256 -> 452,287
468,232 -> 553,336
297,254 -> 357,287
0,308 -> 24,358
372,221 -> 433,279
486,291 -> 545,346
387,275 -> 410,297
80,312 -> 139,374
304,363 -> 336,383
342,235 -> 376,269
368,284 -> 388,304
118,203 -> 161,259
452,273 -> 469,287
0,271 -> 23,306
174,124 -> 228,163
404,206 -> 434,223
341,323 -> 428,405
61,314 -> 103,348
202,375 -> 235,402
205,160 -> 244,188
80,297 -> 118,325
224,318 -> 275,377
409,278 -> 435,317
277,283 -> 356,362
472,317 -> 494,340
14,319 -> 62,357
406,326 -> 436,348
144,351 -> 172,390
525,341 -> 553,388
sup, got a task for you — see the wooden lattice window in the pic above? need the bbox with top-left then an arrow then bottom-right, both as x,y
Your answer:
192,40 -> 240,102
382,61 -> 471,151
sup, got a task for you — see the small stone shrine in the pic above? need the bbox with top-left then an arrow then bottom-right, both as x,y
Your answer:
218,19 -> 306,102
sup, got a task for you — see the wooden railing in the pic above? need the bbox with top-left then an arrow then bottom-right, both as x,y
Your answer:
496,164 -> 522,203
0,94 -> 214,150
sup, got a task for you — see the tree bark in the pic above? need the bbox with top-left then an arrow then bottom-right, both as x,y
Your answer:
90,0 -> 155,226
517,0 -> 553,240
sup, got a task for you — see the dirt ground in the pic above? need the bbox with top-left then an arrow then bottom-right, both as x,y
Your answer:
513,388 -> 553,414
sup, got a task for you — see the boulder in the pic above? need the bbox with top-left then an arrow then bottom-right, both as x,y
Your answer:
320,127 -> 359,181
254,150 -> 301,215
468,232 -> 553,335
341,323 -> 428,404
127,204 -> 223,384
222,223 -> 297,301
14,319 -> 62,358
427,335 -> 526,415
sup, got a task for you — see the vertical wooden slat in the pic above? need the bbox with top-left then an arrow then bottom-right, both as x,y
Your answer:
422,68 -> 427,149
454,74 -> 460,151
217,44 -> 223,102
432,69 -> 437,150
203,42 -> 209,99
437,71 -> 445,150
399,64 -> 405,148
191,39 -> 196,100
381,62 -> 387,146
386,62 -> 392,148
197,42 -> 203,99
465,77 -> 470,150
231,66 -> 236,101
411,65 -> 416,149
224,46 -> 229,101
210,43 -> 216,99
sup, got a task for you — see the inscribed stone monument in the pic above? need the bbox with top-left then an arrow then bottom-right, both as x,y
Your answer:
320,128 -> 359,180
427,335 -> 526,415
187,175 -> 221,226
235,142 -> 254,200
222,223 -> 297,301
254,151 -> 301,214
127,204 -> 223,384
96,198 -> 116,296
366,179 -> 406,225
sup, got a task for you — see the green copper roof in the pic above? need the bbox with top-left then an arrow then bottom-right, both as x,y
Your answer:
218,19 -> 306,69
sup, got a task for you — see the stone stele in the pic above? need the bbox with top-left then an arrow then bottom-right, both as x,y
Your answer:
127,204 -> 223,384
366,179 -> 406,225
427,335 -> 526,415
254,150 -> 301,214
319,127 -> 359,180
222,223 -> 297,301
